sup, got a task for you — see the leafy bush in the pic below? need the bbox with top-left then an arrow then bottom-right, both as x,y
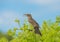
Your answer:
0,17 -> 60,42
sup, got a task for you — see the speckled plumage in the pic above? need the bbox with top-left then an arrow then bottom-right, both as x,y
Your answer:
24,14 -> 42,36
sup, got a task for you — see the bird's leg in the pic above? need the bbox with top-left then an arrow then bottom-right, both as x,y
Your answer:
34,27 -> 42,36
26,29 -> 33,31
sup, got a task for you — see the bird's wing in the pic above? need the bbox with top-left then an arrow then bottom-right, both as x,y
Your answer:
29,19 -> 39,27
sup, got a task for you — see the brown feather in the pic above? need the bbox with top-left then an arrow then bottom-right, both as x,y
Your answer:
24,14 -> 42,36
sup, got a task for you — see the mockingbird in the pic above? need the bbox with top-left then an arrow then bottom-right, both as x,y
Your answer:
24,14 -> 42,36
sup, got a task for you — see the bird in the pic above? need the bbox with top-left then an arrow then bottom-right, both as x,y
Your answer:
24,14 -> 42,36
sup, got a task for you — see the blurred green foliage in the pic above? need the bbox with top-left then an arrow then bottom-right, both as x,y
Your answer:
0,16 -> 60,42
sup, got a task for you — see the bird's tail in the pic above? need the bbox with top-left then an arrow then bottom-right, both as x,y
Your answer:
34,27 -> 42,36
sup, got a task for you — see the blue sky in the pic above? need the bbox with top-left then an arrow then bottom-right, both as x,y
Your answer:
0,0 -> 60,32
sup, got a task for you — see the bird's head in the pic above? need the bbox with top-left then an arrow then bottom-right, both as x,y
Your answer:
24,14 -> 32,18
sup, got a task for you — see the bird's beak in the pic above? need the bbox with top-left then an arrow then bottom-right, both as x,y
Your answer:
23,14 -> 27,16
